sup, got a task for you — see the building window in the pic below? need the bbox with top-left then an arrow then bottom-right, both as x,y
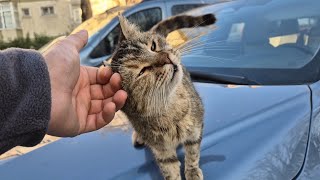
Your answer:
22,8 -> 30,16
73,8 -> 81,24
41,6 -> 54,16
0,2 -> 15,29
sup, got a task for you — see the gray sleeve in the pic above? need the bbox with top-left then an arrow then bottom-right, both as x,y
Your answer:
0,48 -> 51,154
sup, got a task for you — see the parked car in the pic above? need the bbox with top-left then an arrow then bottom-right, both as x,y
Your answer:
2,0 -> 320,179
71,0 -> 227,67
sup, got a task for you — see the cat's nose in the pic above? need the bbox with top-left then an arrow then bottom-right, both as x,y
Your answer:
159,52 -> 172,65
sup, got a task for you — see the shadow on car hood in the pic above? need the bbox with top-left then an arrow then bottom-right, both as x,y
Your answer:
0,83 -> 311,180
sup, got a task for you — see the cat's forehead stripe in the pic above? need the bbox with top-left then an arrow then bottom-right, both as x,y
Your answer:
125,64 -> 139,69
120,41 -> 141,49
125,61 -> 150,67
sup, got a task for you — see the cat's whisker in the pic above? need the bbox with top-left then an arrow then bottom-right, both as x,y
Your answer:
181,47 -> 238,55
175,29 -> 220,48
167,15 -> 216,45
106,63 -> 122,66
182,49 -> 235,54
181,51 -> 238,57
180,28 -> 215,46
103,66 -> 121,68
180,39 -> 230,50
103,63 -> 127,68
181,54 -> 238,62
186,47 -> 239,52
182,20 -> 209,38
205,55 -> 238,61
181,52 -> 239,58
182,47 -> 238,53
179,38 -> 206,48
181,37 -> 229,47
181,47 -> 239,53
179,32 -> 220,43
179,40 -> 235,52
183,39 -> 233,48
177,34 -> 210,50
104,61 -> 125,66
182,17 -> 217,39
183,55 -> 226,63
179,41 -> 208,52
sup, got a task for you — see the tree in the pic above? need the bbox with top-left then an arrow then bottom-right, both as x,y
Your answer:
81,0 -> 93,21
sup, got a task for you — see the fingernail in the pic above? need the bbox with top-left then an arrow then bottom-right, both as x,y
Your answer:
77,30 -> 88,36
101,66 -> 108,75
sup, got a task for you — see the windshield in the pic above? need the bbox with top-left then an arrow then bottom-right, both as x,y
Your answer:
178,0 -> 320,85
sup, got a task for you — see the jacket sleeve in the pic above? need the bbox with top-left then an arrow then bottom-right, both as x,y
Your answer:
0,48 -> 51,154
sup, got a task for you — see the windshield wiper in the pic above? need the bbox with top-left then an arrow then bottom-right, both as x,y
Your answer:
189,70 -> 260,85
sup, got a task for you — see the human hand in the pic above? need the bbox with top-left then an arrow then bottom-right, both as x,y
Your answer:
42,30 -> 127,137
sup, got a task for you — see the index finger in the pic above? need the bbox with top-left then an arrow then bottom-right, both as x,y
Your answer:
67,30 -> 88,52
84,66 -> 113,85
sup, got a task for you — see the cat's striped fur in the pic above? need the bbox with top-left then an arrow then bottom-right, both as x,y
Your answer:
151,14 -> 216,37
110,13 -> 216,180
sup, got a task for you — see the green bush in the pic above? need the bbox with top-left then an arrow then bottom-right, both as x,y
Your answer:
0,34 -> 56,50
33,34 -> 55,50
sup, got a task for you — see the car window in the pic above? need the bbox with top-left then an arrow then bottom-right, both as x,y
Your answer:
89,25 -> 120,59
185,15 -> 320,69
171,4 -> 206,16
90,8 -> 162,59
127,8 -> 162,32
179,0 -> 320,85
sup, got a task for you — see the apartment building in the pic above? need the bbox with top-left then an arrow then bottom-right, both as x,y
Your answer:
0,0 -> 82,42
0,0 -> 143,42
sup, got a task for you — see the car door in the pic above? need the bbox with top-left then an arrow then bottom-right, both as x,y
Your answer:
82,5 -> 164,67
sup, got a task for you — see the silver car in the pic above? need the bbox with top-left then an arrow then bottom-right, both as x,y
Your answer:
2,0 -> 320,179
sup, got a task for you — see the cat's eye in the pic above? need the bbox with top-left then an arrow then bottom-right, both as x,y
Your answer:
151,41 -> 156,51
138,66 -> 151,77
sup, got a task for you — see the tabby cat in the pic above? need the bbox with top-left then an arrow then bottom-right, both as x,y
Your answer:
110,13 -> 216,180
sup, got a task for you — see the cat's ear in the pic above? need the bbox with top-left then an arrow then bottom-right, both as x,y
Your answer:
118,13 -> 140,42
118,13 -> 128,42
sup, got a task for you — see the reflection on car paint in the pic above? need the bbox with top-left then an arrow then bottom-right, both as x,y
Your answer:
195,83 -> 310,179
297,81 -> 320,180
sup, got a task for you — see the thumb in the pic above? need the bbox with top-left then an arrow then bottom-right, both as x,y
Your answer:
67,30 -> 88,52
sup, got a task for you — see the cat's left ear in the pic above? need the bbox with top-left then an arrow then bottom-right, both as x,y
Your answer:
118,14 -> 128,42
118,13 -> 140,42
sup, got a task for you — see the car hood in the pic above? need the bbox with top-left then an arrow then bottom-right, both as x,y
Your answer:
0,83 -> 311,180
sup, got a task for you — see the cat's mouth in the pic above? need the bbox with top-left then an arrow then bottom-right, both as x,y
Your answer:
173,64 -> 178,72
171,64 -> 179,81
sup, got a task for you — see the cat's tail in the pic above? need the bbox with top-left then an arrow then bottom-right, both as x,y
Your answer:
151,13 -> 216,37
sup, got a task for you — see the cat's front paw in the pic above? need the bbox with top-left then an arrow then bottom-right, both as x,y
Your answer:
185,167 -> 203,180
132,131 -> 145,148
